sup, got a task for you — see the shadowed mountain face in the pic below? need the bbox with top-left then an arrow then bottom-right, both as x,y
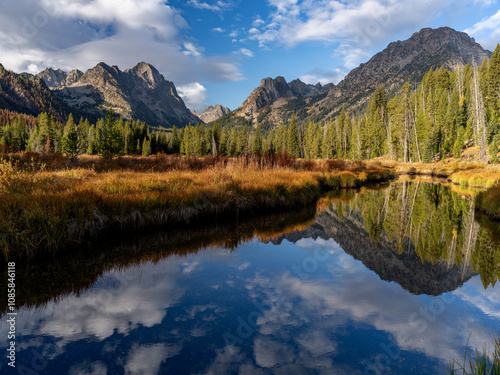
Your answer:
232,27 -> 492,125
38,62 -> 200,127
273,182 -> 489,296
0,65 -> 73,122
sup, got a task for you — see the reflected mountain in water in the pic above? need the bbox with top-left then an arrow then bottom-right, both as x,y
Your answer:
1,182 -> 498,316
275,182 -> 499,295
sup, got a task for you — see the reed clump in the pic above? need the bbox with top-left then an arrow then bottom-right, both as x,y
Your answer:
448,335 -> 500,375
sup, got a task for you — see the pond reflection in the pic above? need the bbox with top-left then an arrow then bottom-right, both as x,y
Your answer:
0,182 -> 498,374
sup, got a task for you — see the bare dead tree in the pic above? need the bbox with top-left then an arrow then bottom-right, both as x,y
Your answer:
471,67 -> 488,161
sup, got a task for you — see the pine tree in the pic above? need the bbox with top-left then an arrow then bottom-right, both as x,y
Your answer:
287,113 -> 300,157
142,137 -> 151,156
98,109 -> 123,160
487,44 -> 500,117
251,123 -> 262,154
453,127 -> 465,159
61,114 -> 79,159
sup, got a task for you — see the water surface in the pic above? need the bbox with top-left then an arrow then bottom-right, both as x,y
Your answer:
1,182 -> 499,374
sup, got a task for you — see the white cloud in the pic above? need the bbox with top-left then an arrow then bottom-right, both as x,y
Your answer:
237,48 -> 255,58
300,67 -> 344,85
212,27 -> 225,32
229,30 -> 238,38
0,0 -> 242,86
248,0 -> 476,77
183,42 -> 204,57
253,18 -> 266,27
125,344 -> 180,375
188,0 -> 234,12
464,9 -> 500,50
177,82 -> 208,113
465,9 -> 500,35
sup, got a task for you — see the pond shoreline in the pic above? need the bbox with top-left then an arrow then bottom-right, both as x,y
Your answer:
3,155 -> 500,262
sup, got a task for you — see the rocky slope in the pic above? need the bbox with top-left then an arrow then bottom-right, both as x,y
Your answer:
193,104 -> 231,123
235,27 -> 491,125
317,27 -> 491,116
38,62 -> 199,127
38,67 -> 84,88
0,65 -> 74,122
236,76 -> 333,120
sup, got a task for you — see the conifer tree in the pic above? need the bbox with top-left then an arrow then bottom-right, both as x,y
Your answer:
287,113 -> 300,157
489,135 -> 499,163
142,137 -> 151,156
251,123 -> 262,153
487,44 -> 500,117
170,125 -> 180,154
98,109 -> 123,160
61,114 -> 79,159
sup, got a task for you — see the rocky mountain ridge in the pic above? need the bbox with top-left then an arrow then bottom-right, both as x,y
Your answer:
193,104 -> 231,123
0,64 -> 75,122
231,27 -> 492,126
236,76 -> 334,119
37,62 -> 200,127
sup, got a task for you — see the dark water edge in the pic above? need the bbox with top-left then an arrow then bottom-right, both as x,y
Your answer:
0,205 -> 319,314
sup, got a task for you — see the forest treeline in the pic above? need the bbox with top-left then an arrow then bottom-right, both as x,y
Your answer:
1,45 -> 499,162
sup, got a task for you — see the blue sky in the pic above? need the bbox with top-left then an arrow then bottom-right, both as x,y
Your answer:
0,0 -> 499,112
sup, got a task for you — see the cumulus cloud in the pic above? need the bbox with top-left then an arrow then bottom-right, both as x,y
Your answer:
247,0 -> 480,80
300,67 -> 346,85
177,82 -> 209,113
125,344 -> 181,375
0,0 -> 242,86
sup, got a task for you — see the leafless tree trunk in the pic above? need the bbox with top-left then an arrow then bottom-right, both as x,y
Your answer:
471,68 -> 487,161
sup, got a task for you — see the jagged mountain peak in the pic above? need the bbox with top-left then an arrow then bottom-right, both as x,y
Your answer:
36,62 -> 199,127
229,26 -> 492,126
194,104 -> 231,123
126,62 -> 164,87
38,67 -> 83,88
237,75 -> 333,120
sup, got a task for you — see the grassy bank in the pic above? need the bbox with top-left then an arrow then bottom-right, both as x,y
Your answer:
395,161 -> 500,189
0,153 -> 395,261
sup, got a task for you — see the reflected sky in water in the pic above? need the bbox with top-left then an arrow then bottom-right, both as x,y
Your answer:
1,184 -> 499,374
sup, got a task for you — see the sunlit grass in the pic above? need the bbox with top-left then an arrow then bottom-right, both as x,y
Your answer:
0,155 -> 396,260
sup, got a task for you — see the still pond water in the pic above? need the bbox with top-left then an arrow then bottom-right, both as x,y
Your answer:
1,181 -> 500,374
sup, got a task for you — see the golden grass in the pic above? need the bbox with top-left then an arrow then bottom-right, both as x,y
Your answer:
394,161 -> 500,189
0,155 -> 396,261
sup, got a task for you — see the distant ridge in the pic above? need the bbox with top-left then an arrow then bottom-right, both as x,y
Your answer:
193,104 -> 231,123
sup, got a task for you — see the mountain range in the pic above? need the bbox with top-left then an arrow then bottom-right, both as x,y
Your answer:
0,27 -> 493,128
38,62 -> 199,127
224,27 -> 492,126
